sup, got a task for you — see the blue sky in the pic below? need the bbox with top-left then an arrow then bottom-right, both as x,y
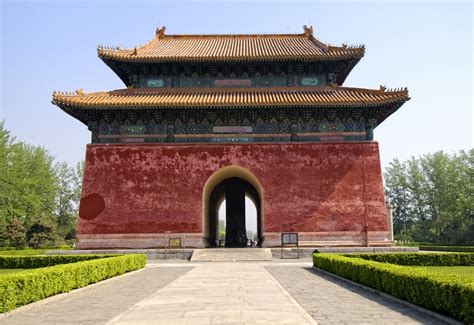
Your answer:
1,0 -> 472,171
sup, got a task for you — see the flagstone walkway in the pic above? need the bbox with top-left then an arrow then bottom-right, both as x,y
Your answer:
2,260 -> 449,324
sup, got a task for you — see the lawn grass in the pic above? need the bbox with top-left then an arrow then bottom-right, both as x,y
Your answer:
0,269 -> 26,275
413,266 -> 474,281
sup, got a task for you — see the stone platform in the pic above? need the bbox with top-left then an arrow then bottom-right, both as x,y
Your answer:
46,248 -> 194,260
272,246 -> 419,258
190,248 -> 273,262
47,246 -> 418,261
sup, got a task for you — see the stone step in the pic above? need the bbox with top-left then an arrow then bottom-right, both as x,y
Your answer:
190,248 -> 272,262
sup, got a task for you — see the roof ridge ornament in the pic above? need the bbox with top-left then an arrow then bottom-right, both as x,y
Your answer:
379,85 -> 386,93
76,88 -> 85,96
156,26 -> 166,39
303,25 -> 313,37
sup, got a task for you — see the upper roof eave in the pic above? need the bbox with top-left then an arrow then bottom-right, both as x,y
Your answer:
96,25 -> 365,64
52,85 -> 410,111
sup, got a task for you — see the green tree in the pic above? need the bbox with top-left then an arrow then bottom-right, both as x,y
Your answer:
384,149 -> 473,245
218,219 -> 226,241
1,218 -> 27,248
0,141 -> 57,222
384,159 -> 412,237
54,161 -> 83,238
0,122 -> 83,247
27,218 -> 59,248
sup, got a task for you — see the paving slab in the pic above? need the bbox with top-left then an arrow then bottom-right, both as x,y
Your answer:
1,261 -> 455,324
266,266 -> 448,324
190,248 -> 272,261
1,266 -> 193,325
108,263 -> 315,324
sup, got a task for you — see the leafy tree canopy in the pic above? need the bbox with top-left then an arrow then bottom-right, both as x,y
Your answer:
384,149 -> 473,245
0,121 -> 83,248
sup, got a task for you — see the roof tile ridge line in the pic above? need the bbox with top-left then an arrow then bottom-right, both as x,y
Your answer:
327,43 -> 366,53
97,33 -> 309,57
162,33 -> 308,39
339,85 -> 409,95
53,89 -> 111,97
302,26 -> 364,54
303,25 -> 330,53
98,28 -> 163,56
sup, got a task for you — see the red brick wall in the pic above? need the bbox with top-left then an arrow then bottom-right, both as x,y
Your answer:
78,142 -> 388,236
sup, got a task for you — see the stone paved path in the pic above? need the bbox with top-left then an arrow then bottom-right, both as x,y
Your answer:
2,267 -> 193,325
267,266 -> 446,324
1,261 -> 451,324
108,263 -> 315,324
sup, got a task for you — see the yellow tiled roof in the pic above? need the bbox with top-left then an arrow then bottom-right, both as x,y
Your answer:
52,86 -> 409,109
97,26 -> 365,63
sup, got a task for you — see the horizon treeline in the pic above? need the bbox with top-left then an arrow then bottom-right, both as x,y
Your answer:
384,149 -> 473,245
0,121 -> 83,248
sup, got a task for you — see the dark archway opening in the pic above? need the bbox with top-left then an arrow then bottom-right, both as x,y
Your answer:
208,177 -> 262,247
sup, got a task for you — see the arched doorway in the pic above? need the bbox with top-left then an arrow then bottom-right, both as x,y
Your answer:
203,166 -> 263,247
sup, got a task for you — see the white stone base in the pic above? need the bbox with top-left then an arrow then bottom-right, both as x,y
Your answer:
76,231 -> 393,249
76,233 -> 206,249
262,231 -> 393,247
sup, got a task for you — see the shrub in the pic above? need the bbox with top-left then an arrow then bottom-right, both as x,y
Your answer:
348,253 -> 474,266
27,219 -> 59,249
0,250 -> 46,256
0,255 -> 118,269
313,253 -> 474,324
0,245 -> 72,251
419,246 -> 474,253
0,254 -> 146,313
0,219 -> 26,249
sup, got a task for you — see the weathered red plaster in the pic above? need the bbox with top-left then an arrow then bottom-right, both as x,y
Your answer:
79,193 -> 105,220
78,141 -> 388,243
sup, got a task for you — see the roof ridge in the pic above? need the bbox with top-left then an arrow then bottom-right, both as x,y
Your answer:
52,85 -> 409,98
96,25 -> 365,62
161,33 -> 309,39
339,85 -> 409,95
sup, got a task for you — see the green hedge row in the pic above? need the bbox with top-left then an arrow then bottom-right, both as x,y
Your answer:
419,246 -> 474,253
313,254 -> 474,323
0,250 -> 47,256
0,246 -> 72,251
347,253 -> 474,266
0,247 -> 73,256
0,254 -> 146,313
0,255 -> 118,269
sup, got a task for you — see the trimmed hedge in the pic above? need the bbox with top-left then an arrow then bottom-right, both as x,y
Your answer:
313,253 -> 474,323
0,255 -> 118,269
0,246 -> 72,251
420,246 -> 474,253
348,252 -> 474,266
0,250 -> 47,256
0,254 -> 146,313
0,247 -> 73,256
